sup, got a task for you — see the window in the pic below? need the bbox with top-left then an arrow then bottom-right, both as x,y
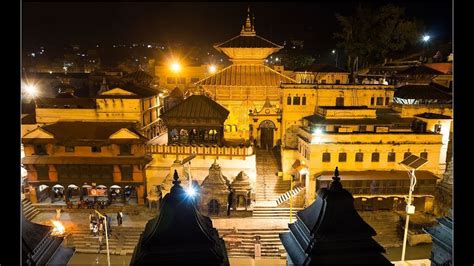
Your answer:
336,97 -> 344,107
370,97 -> 375,105
355,152 -> 364,162
387,152 -> 395,162
191,77 -> 199,83
434,124 -> 442,133
91,146 -> 101,153
385,97 -> 390,105
178,77 -> 186,84
293,96 -> 300,105
322,152 -> 331,162
404,152 -> 412,159
167,77 -> 176,84
65,146 -> 75,152
302,96 -> 306,105
287,96 -> 292,105
371,152 -> 380,162
35,165 -> 49,180
420,152 -> 428,159
120,165 -> 133,181
339,152 -> 347,162
359,125 -> 367,132
376,97 -> 384,105
34,145 -> 47,155
120,144 -> 132,155
335,79 -> 341,84
321,80 -> 326,84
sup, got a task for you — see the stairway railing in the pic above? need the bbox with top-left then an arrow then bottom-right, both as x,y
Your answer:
275,186 -> 304,206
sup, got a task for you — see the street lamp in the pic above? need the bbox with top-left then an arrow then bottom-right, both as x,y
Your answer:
399,154 -> 428,262
208,64 -> 217,74
332,49 -> 338,68
23,83 -> 38,98
422,35 -> 431,42
95,210 -> 111,266
170,62 -> 182,73
421,35 -> 431,62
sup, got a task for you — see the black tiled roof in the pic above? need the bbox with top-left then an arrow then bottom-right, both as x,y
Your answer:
161,95 -> 229,120
215,35 -> 282,48
395,84 -> 452,101
397,65 -> 444,75
35,97 -> 97,108
295,64 -> 349,73
415,113 -> 452,119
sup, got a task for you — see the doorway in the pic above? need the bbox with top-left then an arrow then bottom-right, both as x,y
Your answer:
259,120 -> 276,149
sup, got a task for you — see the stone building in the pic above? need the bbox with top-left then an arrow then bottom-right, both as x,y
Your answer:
21,121 -> 151,205
199,162 -> 231,216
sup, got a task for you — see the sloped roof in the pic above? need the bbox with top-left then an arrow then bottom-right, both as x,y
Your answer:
397,65 -> 444,75
196,64 -> 296,86
395,84 -> 452,101
425,63 -> 452,74
40,122 -> 147,141
414,113 -> 452,119
161,95 -> 229,121
97,82 -> 159,98
215,34 -> 282,49
35,97 -> 97,109
122,70 -> 154,83
295,64 -> 349,73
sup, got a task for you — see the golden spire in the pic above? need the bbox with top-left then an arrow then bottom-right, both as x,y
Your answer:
241,6 -> 256,36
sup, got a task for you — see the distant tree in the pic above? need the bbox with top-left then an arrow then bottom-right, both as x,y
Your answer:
334,4 -> 423,72
280,53 -> 315,70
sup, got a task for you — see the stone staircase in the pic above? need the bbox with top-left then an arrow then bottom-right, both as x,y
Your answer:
23,198 -> 41,220
252,206 -> 304,219
255,149 -> 290,203
218,228 -> 289,258
66,225 -> 143,255
358,211 -> 402,248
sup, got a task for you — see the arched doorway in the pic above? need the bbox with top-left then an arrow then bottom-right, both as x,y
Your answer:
208,199 -> 220,215
259,120 -> 275,149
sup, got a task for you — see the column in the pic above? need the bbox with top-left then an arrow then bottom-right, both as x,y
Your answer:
29,185 -> 38,204
137,185 -> 145,205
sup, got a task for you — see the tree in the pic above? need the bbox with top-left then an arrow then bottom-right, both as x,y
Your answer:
334,4 -> 423,72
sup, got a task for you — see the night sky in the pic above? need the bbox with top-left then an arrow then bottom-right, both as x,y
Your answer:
22,1 -> 452,51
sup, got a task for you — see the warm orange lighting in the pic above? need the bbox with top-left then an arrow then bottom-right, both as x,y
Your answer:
170,62 -> 182,73
51,220 -> 65,236
208,65 -> 217,74
23,83 -> 38,97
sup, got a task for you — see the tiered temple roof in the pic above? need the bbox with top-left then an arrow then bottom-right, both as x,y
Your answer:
130,170 -> 229,265
280,167 -> 392,265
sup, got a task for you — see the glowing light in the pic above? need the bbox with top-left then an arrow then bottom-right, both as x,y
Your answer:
422,35 -> 430,42
170,62 -> 182,73
185,187 -> 197,197
313,128 -> 322,135
49,71 -> 53,74
275,57 -> 279,62
332,50 -> 336,54
208,65 -> 217,74
51,220 -> 65,236
24,84 -> 38,97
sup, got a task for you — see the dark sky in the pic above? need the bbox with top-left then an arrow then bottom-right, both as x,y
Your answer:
22,1 -> 452,51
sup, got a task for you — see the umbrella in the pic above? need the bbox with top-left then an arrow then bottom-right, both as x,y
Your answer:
68,184 -> 79,189
110,185 -> 121,189
82,184 -> 92,188
97,185 -> 107,189
53,184 -> 64,189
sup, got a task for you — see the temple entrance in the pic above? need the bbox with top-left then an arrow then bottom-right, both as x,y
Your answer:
236,195 -> 245,209
208,199 -> 220,215
259,120 -> 275,149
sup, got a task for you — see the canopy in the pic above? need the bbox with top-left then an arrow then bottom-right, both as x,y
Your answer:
68,184 -> 79,189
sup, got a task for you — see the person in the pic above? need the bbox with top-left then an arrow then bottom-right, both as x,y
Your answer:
93,224 -> 98,236
254,235 -> 261,259
98,234 -> 103,253
55,208 -> 61,220
227,190 -> 234,217
88,211 -> 93,223
89,222 -> 94,235
105,214 -> 112,237
117,211 -> 123,226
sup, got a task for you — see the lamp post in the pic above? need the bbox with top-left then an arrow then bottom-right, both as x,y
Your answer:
421,35 -> 431,62
95,210 -> 111,266
399,155 -> 428,262
332,49 -> 338,68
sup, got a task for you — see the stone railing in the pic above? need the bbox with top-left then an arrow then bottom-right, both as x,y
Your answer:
147,144 -> 254,157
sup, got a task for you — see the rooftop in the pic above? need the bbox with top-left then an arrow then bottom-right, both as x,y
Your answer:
415,112 -> 452,119
161,94 -> 229,121
395,84 -> 452,102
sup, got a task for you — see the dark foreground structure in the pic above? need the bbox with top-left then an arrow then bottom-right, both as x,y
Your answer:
280,167 -> 392,265
424,209 -> 453,266
22,214 -> 75,265
130,170 -> 229,265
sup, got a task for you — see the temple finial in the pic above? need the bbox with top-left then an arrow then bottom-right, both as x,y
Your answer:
241,6 -> 256,36
330,167 -> 342,190
172,170 -> 181,186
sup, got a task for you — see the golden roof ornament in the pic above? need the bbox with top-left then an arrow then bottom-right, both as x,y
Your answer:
240,7 -> 256,36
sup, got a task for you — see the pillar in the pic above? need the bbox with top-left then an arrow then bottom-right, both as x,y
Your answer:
29,185 -> 38,204
137,185 -> 145,205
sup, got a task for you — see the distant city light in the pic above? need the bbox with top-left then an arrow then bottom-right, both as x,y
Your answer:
49,71 -> 52,74
332,50 -> 336,54
275,57 -> 279,62
208,65 -> 217,74
422,35 -> 431,42
31,53 -> 35,57
170,62 -> 182,73
147,45 -> 152,48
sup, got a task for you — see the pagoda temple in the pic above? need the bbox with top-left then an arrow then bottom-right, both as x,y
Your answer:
196,8 -> 296,144
130,170 -> 229,265
280,167 -> 392,265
